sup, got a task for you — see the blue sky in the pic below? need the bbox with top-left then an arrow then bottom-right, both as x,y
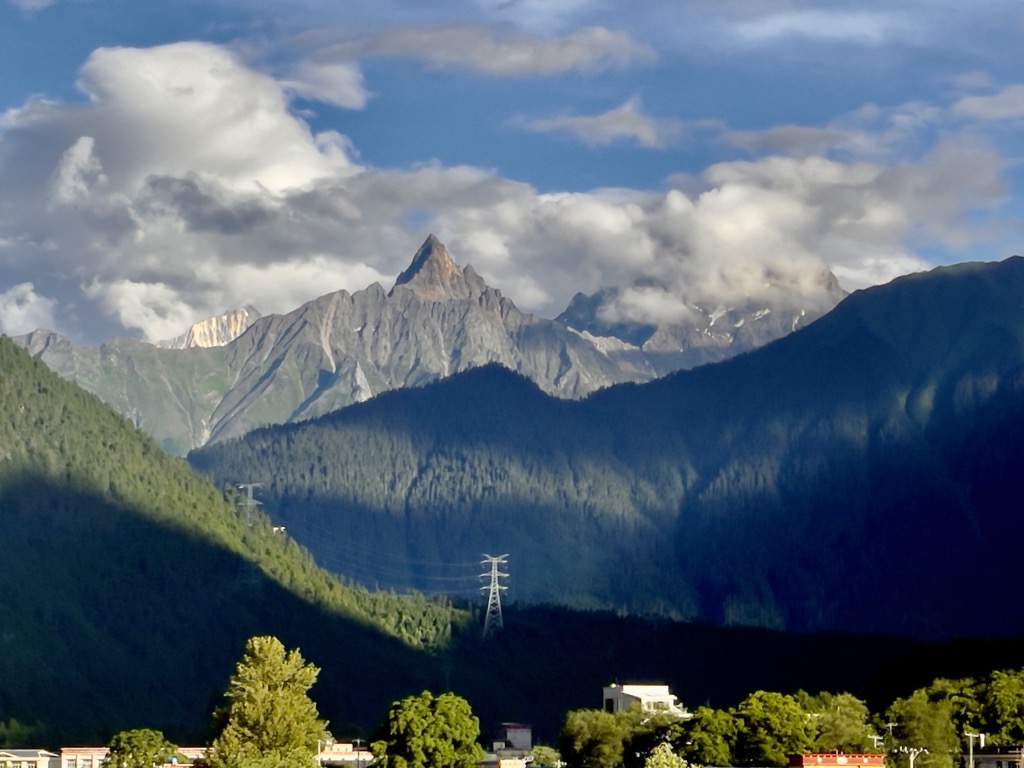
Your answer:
0,0 -> 1021,343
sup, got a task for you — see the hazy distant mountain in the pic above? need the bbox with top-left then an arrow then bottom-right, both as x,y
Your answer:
189,256 -> 1024,640
13,236 -> 842,452
558,272 -> 846,375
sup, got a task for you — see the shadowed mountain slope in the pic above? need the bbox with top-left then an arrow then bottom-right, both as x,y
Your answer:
189,257 -> 1024,639
10,329 -> 1024,748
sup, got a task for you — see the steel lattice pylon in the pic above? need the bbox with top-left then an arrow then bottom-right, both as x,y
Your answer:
480,553 -> 509,637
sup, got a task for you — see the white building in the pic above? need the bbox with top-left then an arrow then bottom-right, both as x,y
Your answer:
316,741 -> 372,767
60,747 -> 108,768
0,750 -> 59,768
602,683 -> 688,717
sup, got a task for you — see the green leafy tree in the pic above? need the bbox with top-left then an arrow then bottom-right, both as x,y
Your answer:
886,689 -> 959,768
371,691 -> 484,768
924,678 -> 982,737
644,743 -> 691,768
804,692 -> 875,752
679,707 -> 737,767
103,729 -> 177,768
733,691 -> 813,767
982,669 -> 1024,744
623,715 -> 690,768
206,635 -> 328,768
559,709 -> 637,768
528,747 -> 562,768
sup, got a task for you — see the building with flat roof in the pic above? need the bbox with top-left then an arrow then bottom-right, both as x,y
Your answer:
602,683 -> 688,718
0,749 -> 59,768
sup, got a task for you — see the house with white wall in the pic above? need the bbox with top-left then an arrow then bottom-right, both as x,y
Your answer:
0,749 -> 59,768
602,683 -> 688,717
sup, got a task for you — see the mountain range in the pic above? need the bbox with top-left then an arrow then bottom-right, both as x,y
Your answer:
188,255 -> 1024,641
12,235 -> 843,454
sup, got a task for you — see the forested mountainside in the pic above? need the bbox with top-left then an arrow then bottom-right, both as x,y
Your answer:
189,256 -> 1024,640
14,237 -> 841,454
6,331 -> 1024,746
0,334 -> 463,741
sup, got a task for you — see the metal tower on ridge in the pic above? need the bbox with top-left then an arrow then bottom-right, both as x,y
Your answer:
480,553 -> 509,637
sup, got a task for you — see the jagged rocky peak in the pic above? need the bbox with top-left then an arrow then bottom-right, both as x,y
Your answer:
391,234 -> 478,300
161,306 -> 261,349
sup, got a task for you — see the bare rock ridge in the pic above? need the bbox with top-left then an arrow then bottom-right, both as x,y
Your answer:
160,306 -> 262,349
391,233 -> 485,300
13,235 -> 846,453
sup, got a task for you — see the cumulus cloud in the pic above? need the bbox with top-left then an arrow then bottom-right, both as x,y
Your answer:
0,39 -> 1010,344
62,41 -> 359,195
319,24 -> 655,76
0,283 -> 58,335
519,96 -> 684,148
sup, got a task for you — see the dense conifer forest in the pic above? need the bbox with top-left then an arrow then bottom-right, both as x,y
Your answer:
190,257 -> 1024,639
7,259 -> 1024,746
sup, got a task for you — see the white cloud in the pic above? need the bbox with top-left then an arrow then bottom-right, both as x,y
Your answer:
520,97 -> 683,148
0,283 -> 58,335
0,39 -> 1011,344
283,61 -> 370,109
731,9 -> 911,45
953,84 -> 1024,121
50,135 -> 108,205
65,41 -> 359,194
82,279 -> 201,343
321,24 -> 655,76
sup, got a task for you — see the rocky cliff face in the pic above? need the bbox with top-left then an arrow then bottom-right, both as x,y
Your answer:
160,306 -> 261,349
13,235 -> 845,453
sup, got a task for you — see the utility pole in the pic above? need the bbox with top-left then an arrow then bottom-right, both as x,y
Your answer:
480,553 -> 509,637
897,745 -> 928,768
965,732 -> 979,768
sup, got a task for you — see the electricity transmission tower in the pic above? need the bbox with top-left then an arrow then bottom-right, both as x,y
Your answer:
237,483 -> 262,526
480,553 -> 509,637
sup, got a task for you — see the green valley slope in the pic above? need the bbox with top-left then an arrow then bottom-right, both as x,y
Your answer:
0,335 -> 462,742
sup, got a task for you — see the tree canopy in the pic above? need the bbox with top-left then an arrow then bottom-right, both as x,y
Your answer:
371,691 -> 484,768
102,729 -> 177,768
206,636 -> 328,768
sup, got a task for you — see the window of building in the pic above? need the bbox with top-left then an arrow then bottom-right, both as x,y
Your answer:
66,759 -> 77,768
